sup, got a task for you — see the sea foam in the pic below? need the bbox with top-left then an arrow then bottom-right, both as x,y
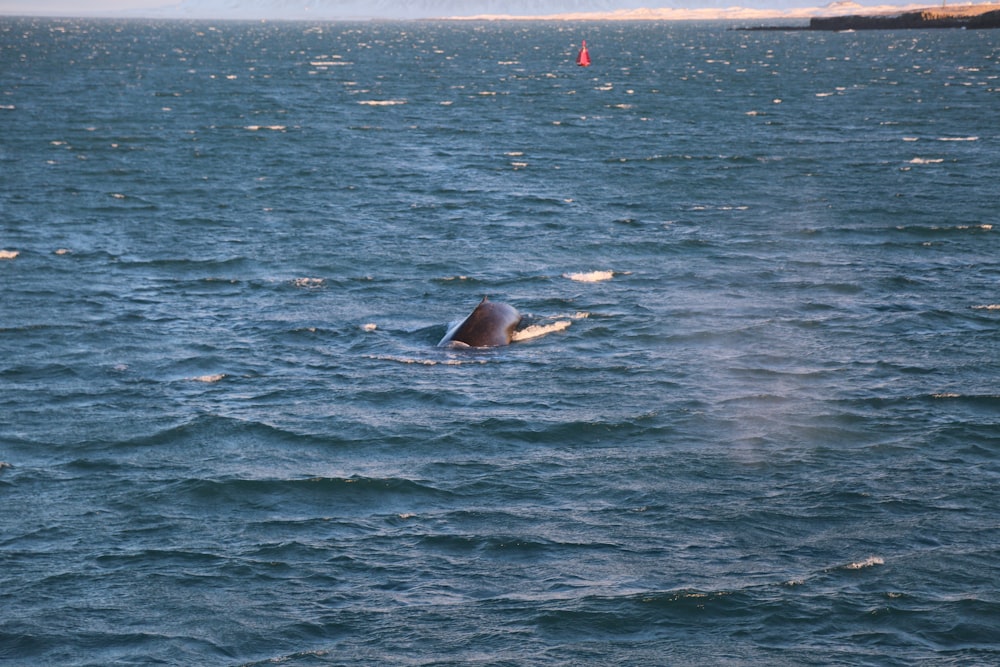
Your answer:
511,320 -> 572,342
190,373 -> 226,383
365,354 -> 486,366
844,556 -> 884,570
564,270 -> 615,282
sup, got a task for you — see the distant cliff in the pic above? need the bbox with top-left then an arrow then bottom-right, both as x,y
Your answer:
810,6 -> 1000,29
740,3 -> 1000,31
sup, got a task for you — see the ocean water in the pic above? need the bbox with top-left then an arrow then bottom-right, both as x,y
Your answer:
1,16 -> 999,665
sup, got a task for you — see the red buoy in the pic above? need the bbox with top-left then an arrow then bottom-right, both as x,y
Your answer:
576,40 -> 591,67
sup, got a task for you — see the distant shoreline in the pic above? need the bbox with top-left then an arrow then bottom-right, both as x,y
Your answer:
739,3 -> 1000,30
2,3 -> 1000,26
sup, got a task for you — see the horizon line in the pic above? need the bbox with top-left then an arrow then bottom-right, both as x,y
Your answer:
3,2 -> 992,22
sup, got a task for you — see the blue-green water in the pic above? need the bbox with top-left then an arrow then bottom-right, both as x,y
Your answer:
1,17 -> 999,665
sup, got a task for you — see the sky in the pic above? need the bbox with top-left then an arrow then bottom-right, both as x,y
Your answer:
0,0 -> 945,19
0,0 -> 169,14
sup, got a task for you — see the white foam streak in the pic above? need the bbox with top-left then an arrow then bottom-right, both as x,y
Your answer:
190,373 -> 226,383
511,320 -> 572,342
844,556 -> 884,570
564,270 -> 614,282
365,354 -> 485,366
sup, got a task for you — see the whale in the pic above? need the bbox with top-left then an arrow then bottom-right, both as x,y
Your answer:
438,297 -> 522,348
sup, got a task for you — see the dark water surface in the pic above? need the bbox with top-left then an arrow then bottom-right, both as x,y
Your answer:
1,17 -> 999,665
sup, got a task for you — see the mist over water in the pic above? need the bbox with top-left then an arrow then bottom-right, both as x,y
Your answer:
1,17 -> 999,665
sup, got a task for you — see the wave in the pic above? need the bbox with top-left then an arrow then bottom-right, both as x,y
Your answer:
290,277 -> 325,289
891,223 -> 992,236
563,270 -> 615,282
511,320 -> 572,342
111,255 -> 251,272
188,373 -> 226,383
926,392 -> 1000,407
106,413 -> 331,451
840,556 -> 885,571
364,353 -> 488,366
173,474 -> 454,513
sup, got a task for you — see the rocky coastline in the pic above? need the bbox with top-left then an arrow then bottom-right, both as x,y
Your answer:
742,3 -> 1000,30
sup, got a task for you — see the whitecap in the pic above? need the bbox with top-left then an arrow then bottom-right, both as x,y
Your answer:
0,249 -> 19,260
191,373 -> 226,383
361,323 -> 377,332
937,136 -> 978,141
292,277 -> 324,289
511,320 -> 571,342
358,99 -> 407,106
972,304 -> 1000,311
844,556 -> 884,570
563,270 -> 615,282
364,354 -> 485,366
908,158 -> 944,164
